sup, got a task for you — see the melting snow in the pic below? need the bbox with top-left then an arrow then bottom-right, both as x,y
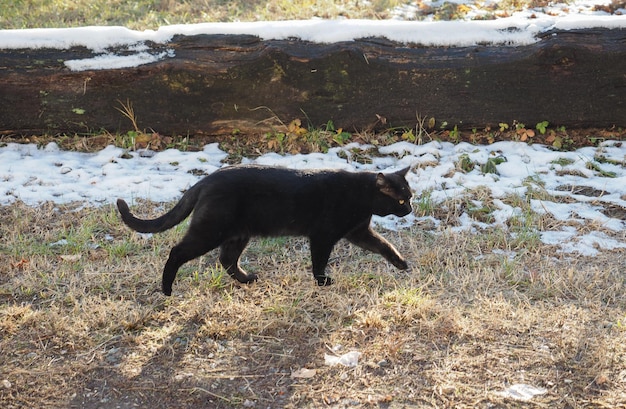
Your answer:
0,0 -> 624,71
1,140 -> 624,256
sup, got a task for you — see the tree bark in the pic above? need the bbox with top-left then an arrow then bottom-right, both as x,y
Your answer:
0,28 -> 624,137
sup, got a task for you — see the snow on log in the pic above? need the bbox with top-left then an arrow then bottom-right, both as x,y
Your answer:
0,28 -> 624,137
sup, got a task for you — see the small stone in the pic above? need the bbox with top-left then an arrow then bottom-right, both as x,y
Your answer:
2,379 -> 12,389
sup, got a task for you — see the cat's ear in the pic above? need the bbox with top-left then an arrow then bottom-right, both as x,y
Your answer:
396,166 -> 410,177
376,173 -> 395,197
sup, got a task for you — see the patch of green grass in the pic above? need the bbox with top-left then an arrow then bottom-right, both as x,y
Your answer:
105,241 -> 140,258
258,236 -> 289,251
467,203 -> 495,223
455,153 -> 476,173
521,174 -> 559,203
522,174 -> 546,189
480,155 -> 507,175
472,226 -> 511,251
414,188 -> 436,217
594,154 -> 625,167
586,160 -> 618,178
383,286 -> 429,307
550,157 -> 576,167
510,224 -> 542,250
190,263 -> 231,291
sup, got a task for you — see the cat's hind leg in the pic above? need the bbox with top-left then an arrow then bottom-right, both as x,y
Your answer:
345,225 -> 408,270
162,229 -> 221,296
219,236 -> 258,284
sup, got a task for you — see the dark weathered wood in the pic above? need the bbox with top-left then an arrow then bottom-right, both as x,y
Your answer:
0,29 -> 624,137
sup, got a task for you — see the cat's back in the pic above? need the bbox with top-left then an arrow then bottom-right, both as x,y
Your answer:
204,165 -> 354,190
198,165 -> 371,209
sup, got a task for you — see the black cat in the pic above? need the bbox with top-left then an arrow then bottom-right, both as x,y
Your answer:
117,165 -> 412,296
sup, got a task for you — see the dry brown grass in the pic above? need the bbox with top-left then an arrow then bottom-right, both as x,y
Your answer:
1,200 -> 625,408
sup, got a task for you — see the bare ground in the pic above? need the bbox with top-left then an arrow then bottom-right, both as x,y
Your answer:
1,199 -> 625,408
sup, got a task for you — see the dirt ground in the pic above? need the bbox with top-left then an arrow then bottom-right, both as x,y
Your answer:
1,199 -> 625,408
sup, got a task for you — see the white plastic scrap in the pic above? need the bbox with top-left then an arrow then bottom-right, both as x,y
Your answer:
291,368 -> 317,378
495,383 -> 548,401
324,351 -> 362,368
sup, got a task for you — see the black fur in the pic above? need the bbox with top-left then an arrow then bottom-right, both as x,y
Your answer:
117,165 -> 412,295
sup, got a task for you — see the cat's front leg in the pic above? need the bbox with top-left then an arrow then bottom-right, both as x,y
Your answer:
346,226 -> 408,270
309,237 -> 336,286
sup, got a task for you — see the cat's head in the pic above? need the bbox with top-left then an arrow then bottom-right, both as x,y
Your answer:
374,167 -> 413,217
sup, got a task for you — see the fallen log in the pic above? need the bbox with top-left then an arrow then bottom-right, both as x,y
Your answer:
0,28 -> 624,138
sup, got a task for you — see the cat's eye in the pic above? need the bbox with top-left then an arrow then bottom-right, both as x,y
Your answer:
399,199 -> 405,205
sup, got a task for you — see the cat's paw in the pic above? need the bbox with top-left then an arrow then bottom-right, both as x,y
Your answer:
236,272 -> 258,284
315,276 -> 334,286
393,258 -> 409,270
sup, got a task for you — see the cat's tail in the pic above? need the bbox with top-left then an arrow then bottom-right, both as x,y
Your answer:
116,185 -> 201,233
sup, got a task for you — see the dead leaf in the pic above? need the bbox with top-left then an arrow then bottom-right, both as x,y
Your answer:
595,373 -> 609,386
134,132 -> 152,149
59,254 -> 82,262
267,139 -> 279,151
287,119 -> 307,137
11,258 -> 29,270
323,394 -> 340,405
288,118 -> 301,130
88,249 -> 108,261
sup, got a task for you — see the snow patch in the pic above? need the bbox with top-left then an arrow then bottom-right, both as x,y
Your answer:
1,139 -> 625,256
1,2 -> 624,71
